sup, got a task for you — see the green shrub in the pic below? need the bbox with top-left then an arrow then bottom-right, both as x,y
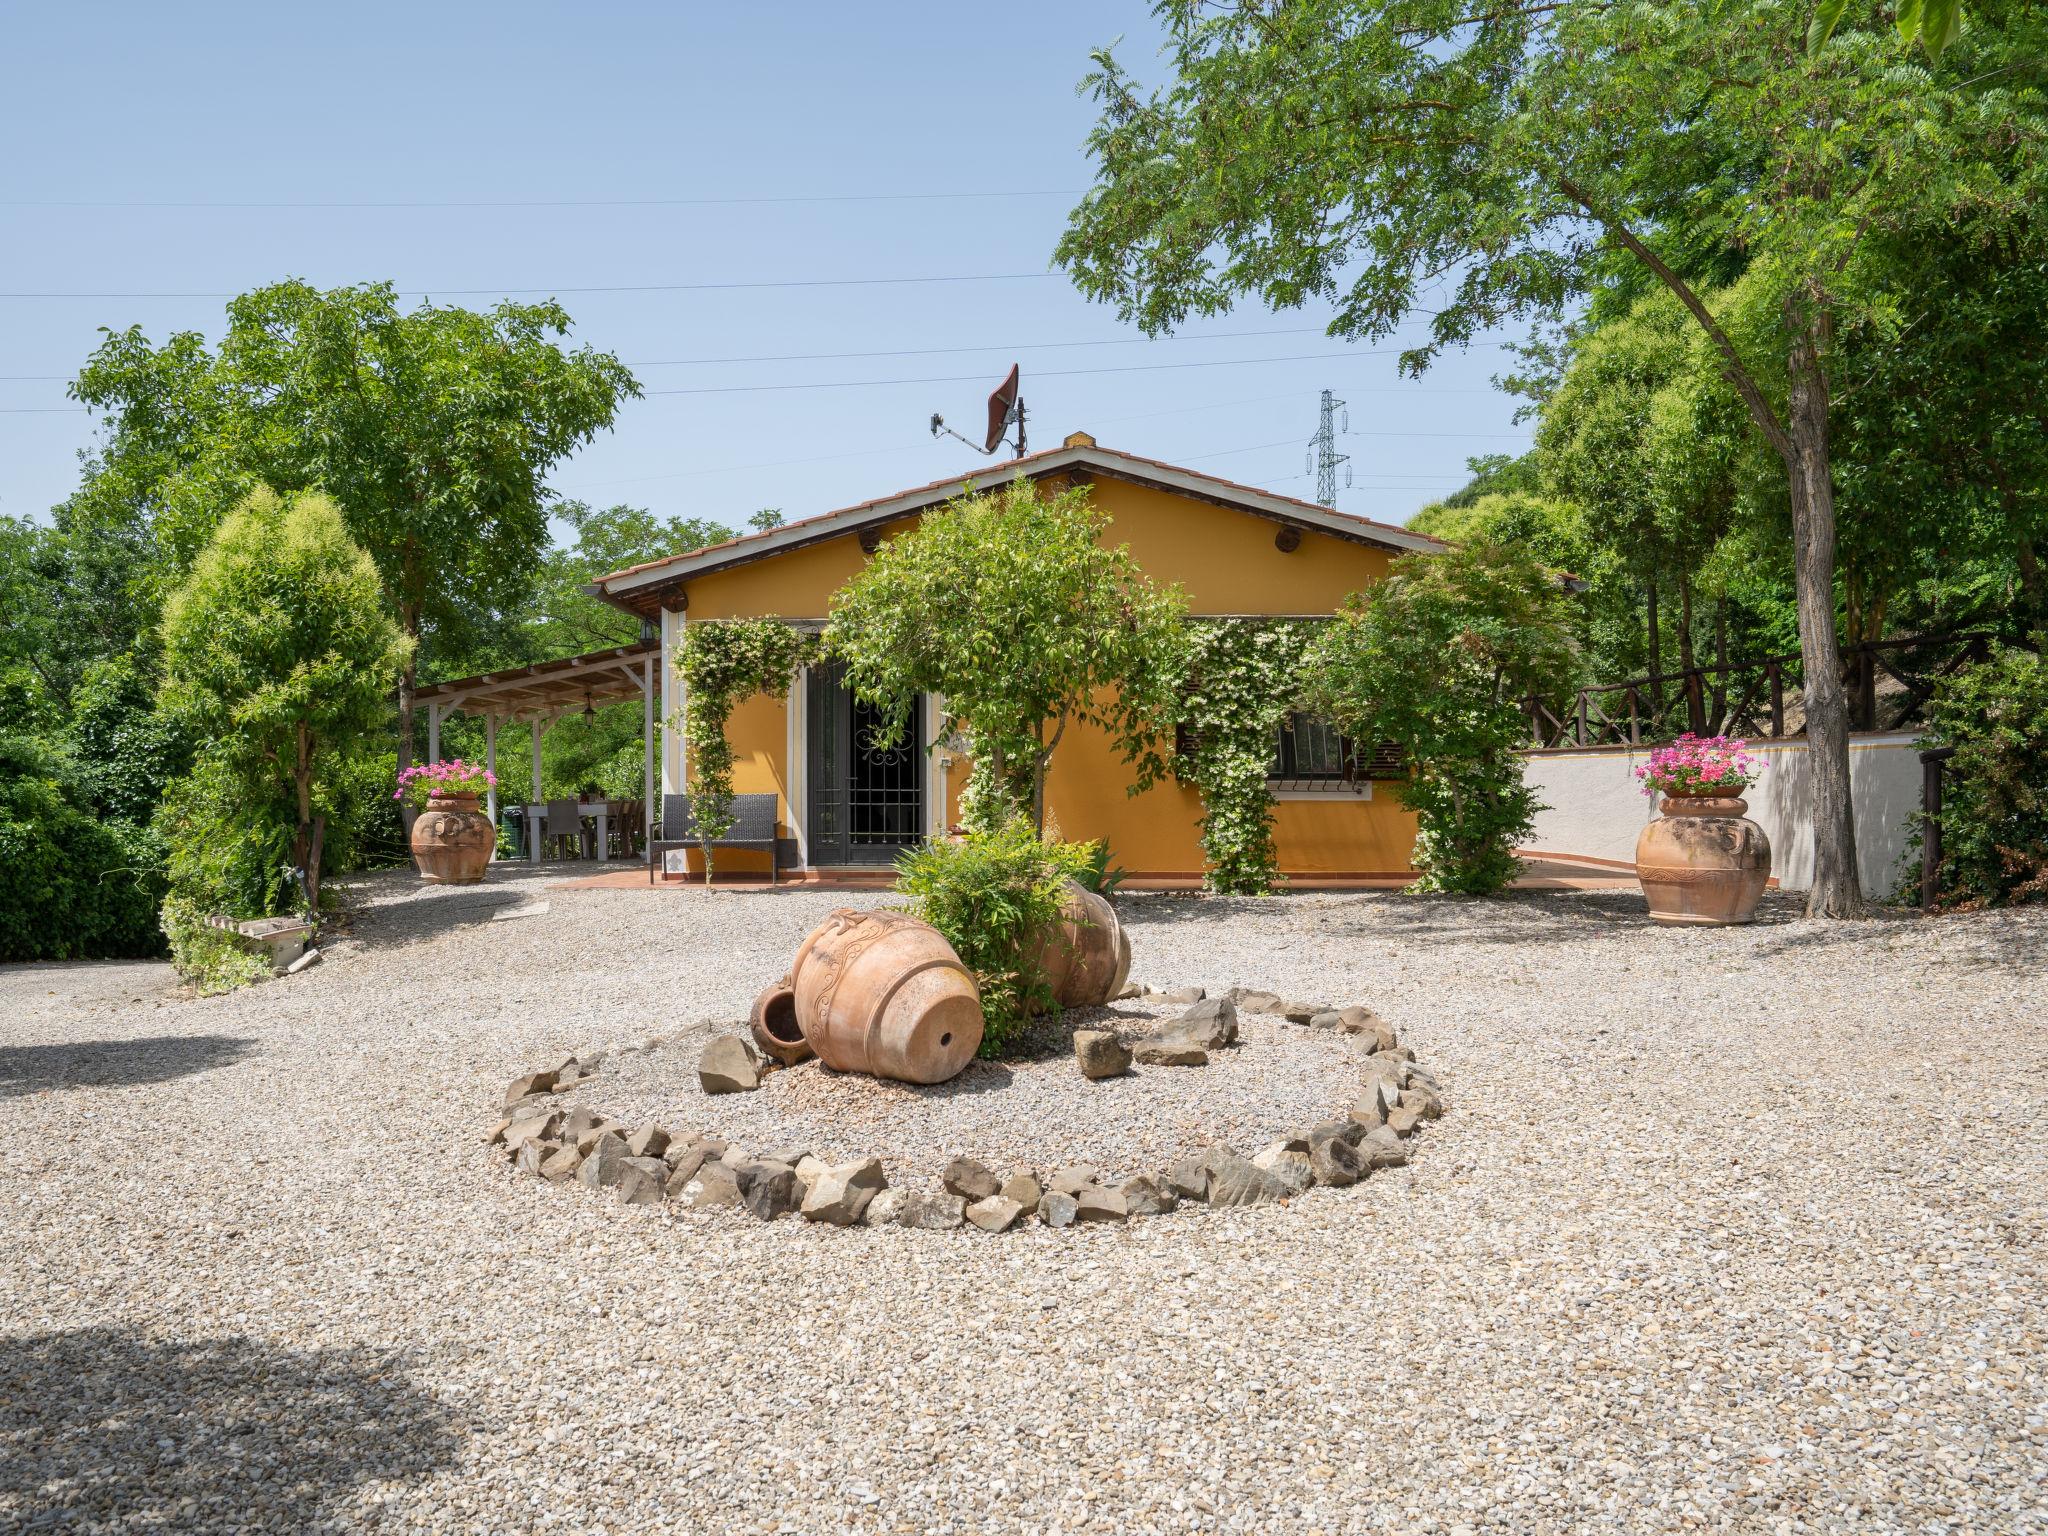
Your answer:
894,821 -> 1095,1055
0,733 -> 163,961
1923,642 -> 2048,908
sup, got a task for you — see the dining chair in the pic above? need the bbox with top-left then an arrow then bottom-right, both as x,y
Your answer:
542,798 -> 588,859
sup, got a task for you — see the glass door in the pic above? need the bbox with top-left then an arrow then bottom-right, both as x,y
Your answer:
805,661 -> 924,865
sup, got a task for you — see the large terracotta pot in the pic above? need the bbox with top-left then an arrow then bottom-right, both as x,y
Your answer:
787,909 -> 983,1083
1635,793 -> 1770,925
410,792 -> 494,884
1029,879 -> 1132,1011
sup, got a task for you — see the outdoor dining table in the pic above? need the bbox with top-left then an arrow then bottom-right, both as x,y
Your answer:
520,800 -> 628,863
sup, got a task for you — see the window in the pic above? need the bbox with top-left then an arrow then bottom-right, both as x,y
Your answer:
1273,712 -> 1350,779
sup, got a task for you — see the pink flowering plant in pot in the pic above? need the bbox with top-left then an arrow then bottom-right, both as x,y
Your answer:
1635,734 -> 1763,800
394,758 -> 497,807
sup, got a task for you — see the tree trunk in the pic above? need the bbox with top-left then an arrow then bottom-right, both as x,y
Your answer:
1710,598 -> 1729,728
2013,530 -> 2042,626
1678,572 -> 1703,735
1645,572 -> 1662,717
395,600 -> 423,833
292,721 -> 326,911
1784,303 -> 1861,918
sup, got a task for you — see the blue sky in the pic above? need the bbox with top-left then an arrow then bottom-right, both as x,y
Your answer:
0,3 -> 1531,536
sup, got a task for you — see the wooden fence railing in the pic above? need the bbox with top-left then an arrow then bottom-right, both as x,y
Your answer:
1523,631 -> 2007,749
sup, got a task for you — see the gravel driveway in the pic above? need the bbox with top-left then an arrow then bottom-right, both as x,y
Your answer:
3,868 -> 2043,1535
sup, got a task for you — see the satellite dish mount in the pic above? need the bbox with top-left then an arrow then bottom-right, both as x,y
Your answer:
930,364 -> 1027,460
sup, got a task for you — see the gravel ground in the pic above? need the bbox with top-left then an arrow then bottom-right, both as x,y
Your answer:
3,866 -> 2045,1535
596,998 -> 1373,1183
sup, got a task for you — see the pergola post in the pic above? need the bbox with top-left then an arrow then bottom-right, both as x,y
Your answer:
427,702 -> 441,764
660,605 -> 687,795
642,656 -> 656,861
484,714 -> 499,852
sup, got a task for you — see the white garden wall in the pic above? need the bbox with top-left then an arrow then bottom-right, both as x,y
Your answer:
1520,732 -> 1925,897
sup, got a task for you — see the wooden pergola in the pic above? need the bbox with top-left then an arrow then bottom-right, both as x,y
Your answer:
413,640 -> 660,854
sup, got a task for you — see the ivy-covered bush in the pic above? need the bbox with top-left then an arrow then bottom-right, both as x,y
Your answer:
1307,543 -> 1577,895
0,733 -> 163,962
157,751 -> 297,993
894,820 -> 1095,1055
1922,641 -> 2048,907
677,617 -> 818,880
1176,620 -> 1312,894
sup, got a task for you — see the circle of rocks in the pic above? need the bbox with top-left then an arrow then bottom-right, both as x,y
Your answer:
486,984 -> 1445,1233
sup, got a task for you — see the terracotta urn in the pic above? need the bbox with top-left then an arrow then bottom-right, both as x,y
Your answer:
410,791 -> 494,884
1028,879 -> 1133,1012
1634,793 -> 1770,925
786,908 -> 983,1083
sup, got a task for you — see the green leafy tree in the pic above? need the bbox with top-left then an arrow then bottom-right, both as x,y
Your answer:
748,508 -> 786,532
1307,544 -> 1578,894
1056,0 -> 2047,916
1919,642 -> 2048,907
69,279 -> 639,771
0,733 -> 164,962
826,480 -> 1187,833
159,489 -> 412,916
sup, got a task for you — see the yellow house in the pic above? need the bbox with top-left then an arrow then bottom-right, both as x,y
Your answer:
588,434 -> 1444,884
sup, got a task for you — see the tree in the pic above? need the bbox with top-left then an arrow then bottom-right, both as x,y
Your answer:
748,508 -> 786,532
1307,543 -> 1579,894
159,489 -> 412,912
1056,0 -> 2046,916
825,479 -> 1186,833
69,279 -> 639,774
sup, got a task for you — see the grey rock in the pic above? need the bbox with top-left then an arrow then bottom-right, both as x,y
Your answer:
1174,997 -> 1238,1048
503,1110 -> 563,1152
862,1188 -> 908,1226
1400,1084 -> 1444,1121
999,1167 -> 1043,1209
698,1035 -> 764,1094
1280,1001 -> 1323,1025
1310,1117 -> 1368,1149
1205,1152 -> 1297,1208
1252,1142 -> 1315,1194
505,1070 -> 556,1107
1230,989 -> 1284,1016
801,1157 -> 887,1226
1072,1029 -> 1132,1080
562,1105 -> 606,1142
1132,1036 -> 1207,1067
1153,985 -> 1206,1004
1118,1174 -> 1178,1217
1166,1152 -> 1218,1202
660,1149 -> 708,1196
1348,1094 -> 1387,1131
1387,1103 -> 1427,1137
1073,1187 -> 1129,1224
793,1154 -> 828,1194
676,1162 -> 743,1208
1113,981 -> 1142,1000
575,1131 -> 631,1189
1037,1190 -> 1080,1228
1308,1135 -> 1364,1187
513,1140 -> 550,1177
896,1192 -> 966,1231
1360,1126 -> 1411,1168
735,1159 -> 802,1220
539,1144 -> 584,1183
965,1195 -> 1026,1233
941,1156 -> 1002,1202
1308,1011 -> 1346,1032
1049,1166 -> 1101,1197
286,947 -> 322,974
624,1124 -> 670,1160
618,1156 -> 668,1205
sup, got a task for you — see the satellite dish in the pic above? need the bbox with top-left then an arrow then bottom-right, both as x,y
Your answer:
929,365 -> 1027,459
984,364 -> 1022,455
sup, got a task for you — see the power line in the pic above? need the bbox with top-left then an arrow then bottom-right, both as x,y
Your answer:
1,326 -> 1498,384
0,271 -> 1068,301
2,189 -> 1090,211
640,351 -> 1502,398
